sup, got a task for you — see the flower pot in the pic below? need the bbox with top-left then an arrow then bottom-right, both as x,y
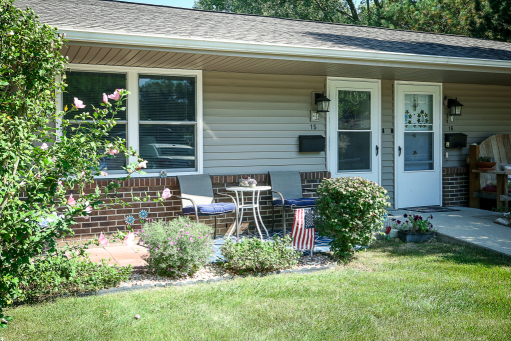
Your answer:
397,230 -> 435,243
249,184 -> 256,188
476,161 -> 497,171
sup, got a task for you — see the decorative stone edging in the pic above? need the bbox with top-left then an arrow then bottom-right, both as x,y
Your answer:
85,264 -> 337,297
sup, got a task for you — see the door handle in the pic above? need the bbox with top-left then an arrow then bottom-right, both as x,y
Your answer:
375,145 -> 379,156
398,146 -> 402,156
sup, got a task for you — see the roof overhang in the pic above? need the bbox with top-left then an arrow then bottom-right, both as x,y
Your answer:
63,28 -> 511,75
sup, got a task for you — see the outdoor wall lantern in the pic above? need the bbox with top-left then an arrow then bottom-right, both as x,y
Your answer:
311,92 -> 331,122
444,96 -> 464,120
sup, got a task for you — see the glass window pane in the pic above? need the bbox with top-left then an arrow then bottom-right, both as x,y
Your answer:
139,75 -> 196,121
404,132 -> 433,171
338,90 -> 371,130
65,123 -> 127,172
338,132 -> 371,171
404,94 -> 433,131
139,124 -> 196,171
63,71 -> 126,120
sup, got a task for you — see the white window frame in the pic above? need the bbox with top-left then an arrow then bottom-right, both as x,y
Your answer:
57,64 -> 203,178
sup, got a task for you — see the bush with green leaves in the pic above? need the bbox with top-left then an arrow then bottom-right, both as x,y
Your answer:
221,235 -> 300,274
141,217 -> 214,278
316,177 -> 390,260
0,0 -> 153,325
16,247 -> 131,304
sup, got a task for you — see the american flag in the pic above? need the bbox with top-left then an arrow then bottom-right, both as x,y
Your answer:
291,208 -> 316,250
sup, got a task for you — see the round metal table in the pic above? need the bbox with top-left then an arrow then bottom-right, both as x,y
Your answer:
225,186 -> 271,239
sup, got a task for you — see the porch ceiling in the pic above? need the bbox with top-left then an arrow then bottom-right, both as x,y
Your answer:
63,44 -> 511,86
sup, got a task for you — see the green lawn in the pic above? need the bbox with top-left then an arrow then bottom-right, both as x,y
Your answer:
3,240 -> 511,341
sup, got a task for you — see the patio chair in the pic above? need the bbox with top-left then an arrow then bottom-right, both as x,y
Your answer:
269,171 -> 317,234
176,174 -> 238,239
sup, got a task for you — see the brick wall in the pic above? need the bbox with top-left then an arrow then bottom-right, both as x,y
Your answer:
64,171 -> 331,242
442,167 -> 469,207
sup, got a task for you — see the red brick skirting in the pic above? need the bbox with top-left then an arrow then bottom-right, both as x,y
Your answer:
442,167 -> 468,207
64,171 -> 331,241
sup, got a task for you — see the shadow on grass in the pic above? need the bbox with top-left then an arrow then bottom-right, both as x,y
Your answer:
368,239 -> 511,268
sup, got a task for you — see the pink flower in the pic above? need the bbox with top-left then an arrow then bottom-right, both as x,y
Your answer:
41,143 -> 48,151
103,93 -> 108,104
65,252 -> 71,259
190,238 -> 194,242
73,97 -> 85,109
162,188 -> 171,200
108,90 -> 120,101
137,160 -> 148,169
85,205 -> 93,214
67,194 -> 76,206
98,232 -> 109,246
100,171 -> 108,177
36,174 -> 41,180
124,232 -> 135,247
106,144 -> 119,155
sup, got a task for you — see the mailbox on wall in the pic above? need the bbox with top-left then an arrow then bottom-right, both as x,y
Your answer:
299,135 -> 325,152
444,133 -> 467,148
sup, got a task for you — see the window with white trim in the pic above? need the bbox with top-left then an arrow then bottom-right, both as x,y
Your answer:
61,66 -> 202,177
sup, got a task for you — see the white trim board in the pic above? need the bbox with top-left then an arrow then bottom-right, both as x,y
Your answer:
60,64 -> 203,178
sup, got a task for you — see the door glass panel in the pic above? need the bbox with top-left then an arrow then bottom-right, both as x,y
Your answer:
338,91 -> 371,130
337,90 -> 372,172
404,92 -> 434,171
338,132 -> 371,171
404,94 -> 433,131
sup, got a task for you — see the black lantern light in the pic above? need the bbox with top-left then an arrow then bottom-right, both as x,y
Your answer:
314,93 -> 331,113
447,97 -> 463,116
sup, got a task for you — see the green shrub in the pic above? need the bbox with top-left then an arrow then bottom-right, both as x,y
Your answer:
316,177 -> 390,260
141,217 -> 214,278
221,235 -> 300,274
16,248 -> 131,304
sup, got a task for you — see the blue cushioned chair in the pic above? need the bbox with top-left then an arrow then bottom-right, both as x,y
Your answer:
269,171 -> 317,234
176,174 -> 238,239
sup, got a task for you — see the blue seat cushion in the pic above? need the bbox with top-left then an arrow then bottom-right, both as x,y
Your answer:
272,198 -> 316,208
182,203 -> 236,215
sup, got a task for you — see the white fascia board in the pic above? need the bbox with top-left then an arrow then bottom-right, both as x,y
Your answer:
61,28 -> 511,74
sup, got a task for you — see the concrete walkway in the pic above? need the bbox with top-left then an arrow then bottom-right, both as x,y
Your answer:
390,207 -> 511,257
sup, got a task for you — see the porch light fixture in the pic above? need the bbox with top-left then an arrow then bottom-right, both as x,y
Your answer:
445,96 -> 464,116
315,93 -> 331,113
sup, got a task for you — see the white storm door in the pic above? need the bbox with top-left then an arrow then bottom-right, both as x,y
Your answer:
395,83 -> 442,209
328,79 -> 381,183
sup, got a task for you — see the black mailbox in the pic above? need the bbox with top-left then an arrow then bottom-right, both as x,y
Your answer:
299,135 -> 325,152
444,133 -> 467,148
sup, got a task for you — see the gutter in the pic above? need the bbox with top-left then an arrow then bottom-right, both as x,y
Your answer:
61,28 -> 511,74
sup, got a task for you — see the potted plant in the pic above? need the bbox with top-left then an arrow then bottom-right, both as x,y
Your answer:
476,156 -> 497,170
248,178 -> 257,188
391,214 -> 436,243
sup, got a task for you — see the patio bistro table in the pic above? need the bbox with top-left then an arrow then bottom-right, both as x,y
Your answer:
225,186 -> 271,239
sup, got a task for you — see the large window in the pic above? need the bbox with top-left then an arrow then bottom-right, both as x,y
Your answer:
60,66 -> 202,177
139,75 -> 197,172
63,71 -> 127,172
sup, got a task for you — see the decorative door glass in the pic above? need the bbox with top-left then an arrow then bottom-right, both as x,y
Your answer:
337,90 -> 371,171
404,94 -> 434,171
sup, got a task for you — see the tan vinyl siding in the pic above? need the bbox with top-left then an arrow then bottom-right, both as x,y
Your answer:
381,80 -> 395,208
442,83 -> 511,168
202,71 -> 327,174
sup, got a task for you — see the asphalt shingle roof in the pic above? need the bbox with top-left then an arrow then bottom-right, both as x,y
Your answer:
15,0 -> 511,62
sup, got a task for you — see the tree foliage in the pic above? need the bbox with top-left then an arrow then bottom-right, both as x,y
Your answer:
195,0 -> 511,42
0,0 -> 149,323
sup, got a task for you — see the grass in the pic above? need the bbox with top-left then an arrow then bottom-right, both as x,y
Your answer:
2,240 -> 511,340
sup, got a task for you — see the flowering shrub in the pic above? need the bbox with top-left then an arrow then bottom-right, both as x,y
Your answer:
391,214 -> 435,233
141,217 -> 214,278
221,235 -> 300,274
315,177 -> 390,260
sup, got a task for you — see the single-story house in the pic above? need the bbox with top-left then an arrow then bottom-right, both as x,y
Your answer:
16,0 -> 511,240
